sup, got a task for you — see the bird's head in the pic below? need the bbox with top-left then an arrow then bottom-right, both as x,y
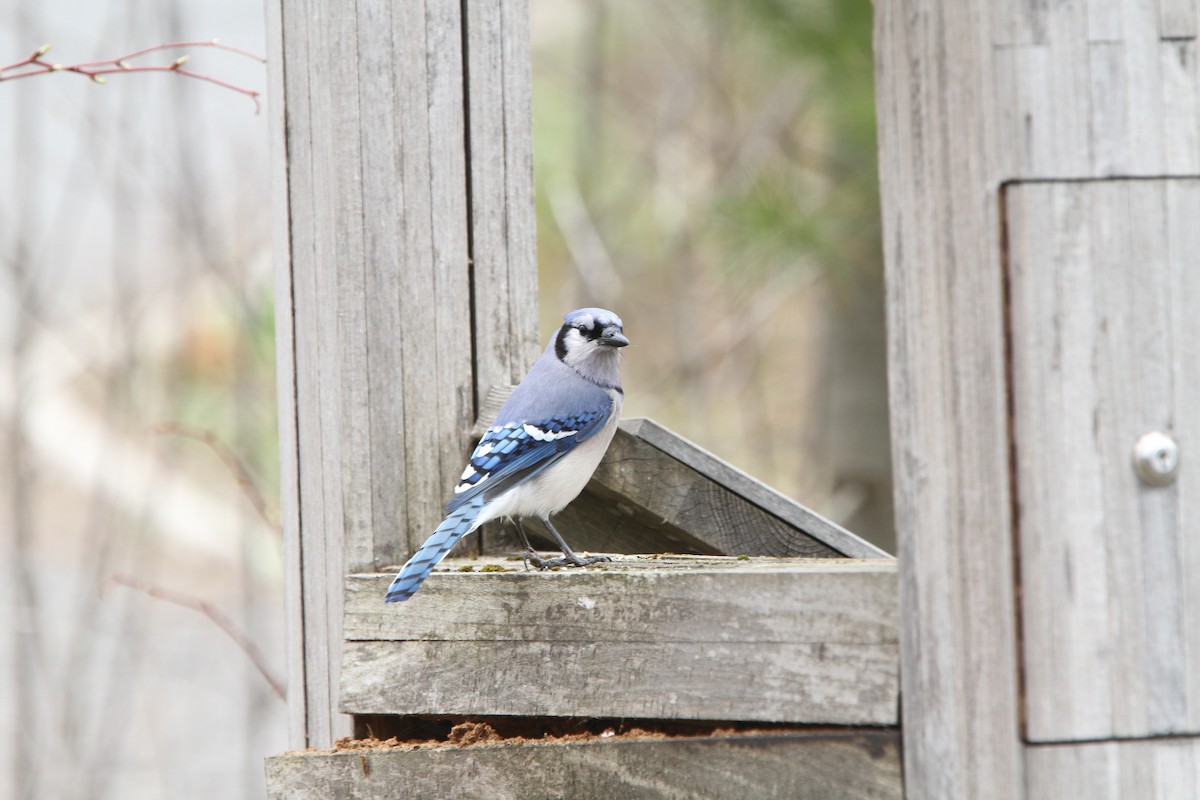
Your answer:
554,308 -> 628,373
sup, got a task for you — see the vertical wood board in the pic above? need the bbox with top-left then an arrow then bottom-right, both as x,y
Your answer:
268,0 -> 539,748
464,0 -> 541,403
875,0 -> 1025,796
878,0 -> 1200,793
1009,179 -> 1200,742
265,0 -> 307,750
991,4 -> 1200,179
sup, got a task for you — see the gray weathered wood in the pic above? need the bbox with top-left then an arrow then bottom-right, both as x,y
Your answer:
268,0 -> 539,748
990,0 -> 1200,178
342,639 -> 896,725
266,732 -> 903,800
1010,179 -> 1200,742
878,0 -> 1200,795
473,407 -> 887,558
621,418 -> 887,557
340,558 -> 898,725
464,0 -> 541,406
1025,738 -> 1200,800
345,557 -> 898,644
265,0 -> 306,750
875,1 -> 1025,795
555,423 -> 843,557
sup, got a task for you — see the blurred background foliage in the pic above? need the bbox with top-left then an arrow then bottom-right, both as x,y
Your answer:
531,0 -> 892,549
1,1 -> 887,798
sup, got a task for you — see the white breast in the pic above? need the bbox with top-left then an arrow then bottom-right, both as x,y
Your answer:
472,391 -> 623,527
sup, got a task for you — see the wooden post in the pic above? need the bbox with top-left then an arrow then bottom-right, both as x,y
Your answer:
876,0 -> 1200,797
267,0 -> 539,749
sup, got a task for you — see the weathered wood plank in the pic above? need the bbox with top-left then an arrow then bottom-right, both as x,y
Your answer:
342,559 -> 897,725
268,0 -> 540,748
1124,0 -> 1169,174
464,0 -> 541,404
1007,181 -> 1114,740
1024,737 -> 1200,800
876,0 -> 1025,795
499,0 -> 540,372
623,419 -> 887,558
1088,0 -> 1123,42
881,0 -> 1200,795
281,0 -> 355,747
1158,0 -> 1197,39
556,423 -> 843,558
1010,180 -> 1200,742
472,409 -> 885,558
357,0 -> 405,571
266,732 -> 903,800
342,637 -> 897,725
1089,41 -> 1131,176
266,0 -> 307,751
424,0 -> 477,556
1047,2 -> 1092,176
345,558 -> 898,644
1167,180 -> 1200,735
1161,40 -> 1200,174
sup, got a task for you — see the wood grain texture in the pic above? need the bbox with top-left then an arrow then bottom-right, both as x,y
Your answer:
875,0 -> 1025,796
273,0 -> 356,749
265,0 -> 307,751
266,732 -> 903,800
340,559 -> 898,725
341,638 -> 896,725
555,424 -> 843,558
267,0 -> 538,748
992,0 -> 1200,178
622,419 -> 887,557
878,0 -> 1200,793
344,558 -> 898,644
473,406 -> 885,558
464,0 -> 541,405
1009,180 -> 1200,742
1024,737 -> 1200,800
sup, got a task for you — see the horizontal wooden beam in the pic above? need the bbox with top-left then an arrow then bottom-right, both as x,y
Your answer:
346,557 -> 897,644
266,731 -> 902,800
340,558 -> 898,725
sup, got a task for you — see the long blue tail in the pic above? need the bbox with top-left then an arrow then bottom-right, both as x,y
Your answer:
385,496 -> 485,602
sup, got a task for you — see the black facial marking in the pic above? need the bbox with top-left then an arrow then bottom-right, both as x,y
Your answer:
555,325 -> 570,360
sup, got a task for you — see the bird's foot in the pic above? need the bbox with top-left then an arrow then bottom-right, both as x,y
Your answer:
533,553 -> 612,569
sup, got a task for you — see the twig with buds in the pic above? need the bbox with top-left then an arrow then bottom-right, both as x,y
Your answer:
0,40 -> 264,112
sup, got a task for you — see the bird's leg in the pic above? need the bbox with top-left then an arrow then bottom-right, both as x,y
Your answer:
535,516 -> 612,568
513,519 -> 548,570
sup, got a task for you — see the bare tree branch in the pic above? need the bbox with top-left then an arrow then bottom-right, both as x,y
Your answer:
151,421 -> 280,535
0,40 -> 264,112
110,574 -> 286,702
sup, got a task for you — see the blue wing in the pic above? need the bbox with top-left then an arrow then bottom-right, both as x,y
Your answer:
444,407 -> 611,515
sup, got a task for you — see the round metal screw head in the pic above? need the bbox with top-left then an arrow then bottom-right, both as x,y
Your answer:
1133,431 -> 1179,487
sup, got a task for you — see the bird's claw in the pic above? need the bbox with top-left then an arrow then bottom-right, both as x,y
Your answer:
529,553 -> 611,569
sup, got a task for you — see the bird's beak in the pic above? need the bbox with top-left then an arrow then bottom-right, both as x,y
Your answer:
598,326 -> 629,347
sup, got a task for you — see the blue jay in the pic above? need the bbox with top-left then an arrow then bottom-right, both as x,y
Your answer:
385,308 -> 628,603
